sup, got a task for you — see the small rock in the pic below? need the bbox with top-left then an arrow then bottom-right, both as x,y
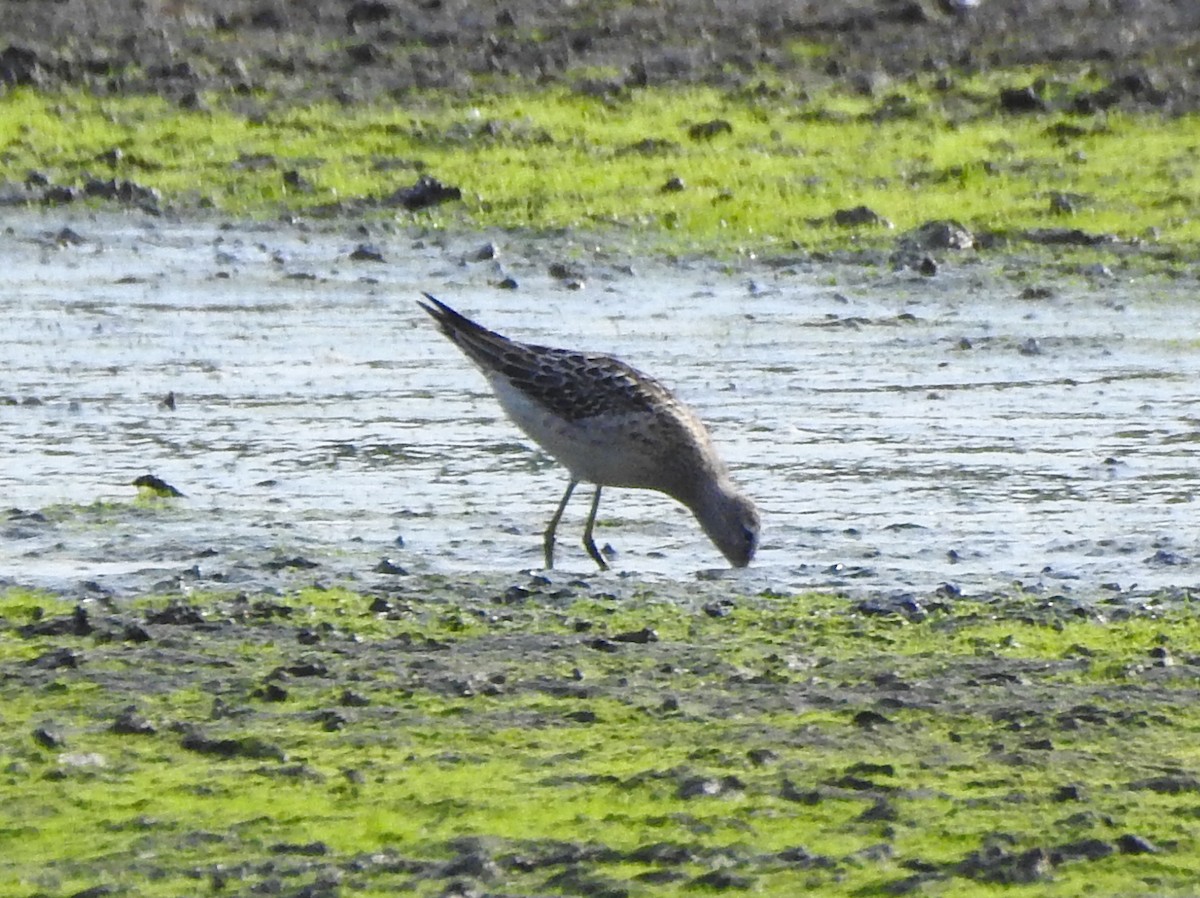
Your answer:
852,710 -> 892,729
548,261 -> 585,281
132,474 -> 185,498
470,241 -> 498,261
687,119 -> 733,140
999,85 -> 1046,113
349,243 -> 385,262
33,725 -> 66,749
373,558 -> 408,575
385,174 -> 461,211
833,205 -> 888,228
612,627 -> 658,644
1116,833 -> 1158,855
111,706 -> 157,736
282,169 -> 313,192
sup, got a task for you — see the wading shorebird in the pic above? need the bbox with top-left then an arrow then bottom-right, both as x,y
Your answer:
419,293 -> 759,570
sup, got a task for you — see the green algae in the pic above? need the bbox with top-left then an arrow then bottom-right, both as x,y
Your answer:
3,583 -> 1200,895
2,73 -> 1198,257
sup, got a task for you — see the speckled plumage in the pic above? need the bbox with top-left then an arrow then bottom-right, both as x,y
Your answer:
419,293 -> 760,570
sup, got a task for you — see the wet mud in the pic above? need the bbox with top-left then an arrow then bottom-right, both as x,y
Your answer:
2,212 -> 1197,600
1,0 -> 1198,113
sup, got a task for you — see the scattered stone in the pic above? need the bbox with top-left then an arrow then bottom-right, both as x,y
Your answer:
703,599 -> 735,618
179,728 -> 287,761
373,558 -> 408,575
318,710 -> 347,731
1053,838 -> 1114,862
469,241 -> 498,261
340,689 -> 370,707
18,605 -> 92,637
270,840 -> 329,856
132,474 -> 185,498
66,885 -> 119,898
33,724 -> 67,749
54,226 -> 88,245
346,0 -> 392,29
27,647 -> 81,670
111,706 -> 157,736
1116,833 -> 1158,854
145,603 -> 204,625
385,174 -> 461,211
276,659 -> 329,678
618,137 -> 680,156
258,682 -> 289,702
687,119 -> 733,140
858,799 -> 898,822
1019,285 -> 1055,300
612,627 -> 658,644
1022,227 -> 1117,247
852,710 -> 893,729
1052,783 -> 1086,802
660,176 -> 685,193
1145,549 -> 1188,566
999,85 -> 1047,113
282,169 -> 313,192
263,555 -> 319,571
780,779 -> 822,804
677,775 -> 742,799
349,243 -> 385,262
0,45 -> 43,87
855,594 -> 925,620
688,869 -> 754,890
1129,774 -> 1200,794
548,261 -> 585,282
833,205 -> 889,228
83,177 -> 161,209
957,845 -> 1052,884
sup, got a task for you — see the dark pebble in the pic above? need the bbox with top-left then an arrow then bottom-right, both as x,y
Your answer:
999,85 -> 1047,112
349,243 -> 385,262
687,119 -> 733,140
111,706 -> 157,736
1116,833 -> 1158,854
27,647 -> 81,669
703,599 -> 735,617
384,174 -> 461,211
689,869 -> 753,890
612,627 -> 658,644
852,710 -> 893,729
33,725 -> 66,749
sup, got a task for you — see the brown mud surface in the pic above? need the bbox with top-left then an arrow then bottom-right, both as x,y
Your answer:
1,0 -> 1198,112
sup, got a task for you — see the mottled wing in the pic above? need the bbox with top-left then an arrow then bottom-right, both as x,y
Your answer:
419,294 -> 680,422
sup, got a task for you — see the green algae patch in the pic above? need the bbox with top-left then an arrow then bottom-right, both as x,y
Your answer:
3,579 -> 1200,895
2,77 -> 1199,257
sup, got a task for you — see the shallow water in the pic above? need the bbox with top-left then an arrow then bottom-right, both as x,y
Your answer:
1,212 -> 1197,600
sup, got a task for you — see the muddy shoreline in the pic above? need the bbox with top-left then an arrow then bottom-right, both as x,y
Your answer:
2,0 -> 1198,113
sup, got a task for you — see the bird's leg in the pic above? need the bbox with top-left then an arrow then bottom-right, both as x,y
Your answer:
543,479 -> 578,569
582,485 -> 609,570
